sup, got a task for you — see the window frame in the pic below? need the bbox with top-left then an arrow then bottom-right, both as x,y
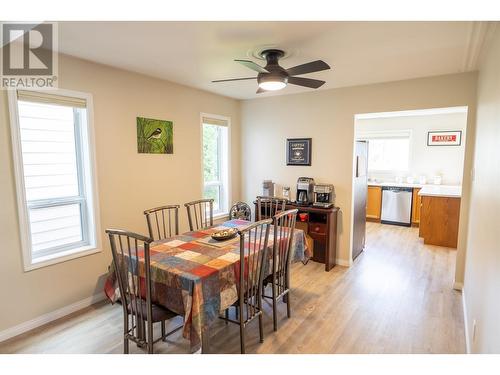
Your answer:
200,113 -> 231,218
8,88 -> 102,271
357,130 -> 412,174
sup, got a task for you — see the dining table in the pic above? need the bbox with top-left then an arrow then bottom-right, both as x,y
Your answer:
104,219 -> 309,353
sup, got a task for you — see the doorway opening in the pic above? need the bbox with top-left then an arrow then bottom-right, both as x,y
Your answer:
350,106 -> 469,263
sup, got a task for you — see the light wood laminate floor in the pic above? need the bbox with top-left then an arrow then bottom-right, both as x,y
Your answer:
0,222 -> 465,354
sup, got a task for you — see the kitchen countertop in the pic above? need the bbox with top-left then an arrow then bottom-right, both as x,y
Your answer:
418,185 -> 462,198
368,181 -> 462,198
368,181 -> 424,188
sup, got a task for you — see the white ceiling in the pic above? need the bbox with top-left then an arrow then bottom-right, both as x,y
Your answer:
57,21 -> 490,100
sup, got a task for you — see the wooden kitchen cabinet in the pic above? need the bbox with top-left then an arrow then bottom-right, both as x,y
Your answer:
419,196 -> 461,248
366,186 -> 382,220
411,188 -> 421,225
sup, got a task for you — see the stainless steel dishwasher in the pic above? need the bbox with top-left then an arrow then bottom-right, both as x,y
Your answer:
380,186 -> 413,226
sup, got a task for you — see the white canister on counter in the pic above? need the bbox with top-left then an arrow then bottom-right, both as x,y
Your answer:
406,176 -> 415,184
419,175 -> 427,185
433,175 -> 442,185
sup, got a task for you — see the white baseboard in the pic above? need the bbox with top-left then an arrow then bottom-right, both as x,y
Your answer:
462,288 -> 471,354
0,291 -> 106,343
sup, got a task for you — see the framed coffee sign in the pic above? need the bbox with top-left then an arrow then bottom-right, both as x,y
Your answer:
427,131 -> 462,146
286,138 -> 312,166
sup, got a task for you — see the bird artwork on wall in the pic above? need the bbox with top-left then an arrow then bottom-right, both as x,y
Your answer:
137,117 -> 173,154
147,127 -> 163,141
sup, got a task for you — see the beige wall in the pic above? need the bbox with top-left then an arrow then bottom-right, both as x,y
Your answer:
463,28 -> 500,353
241,73 -> 477,270
0,53 -> 240,332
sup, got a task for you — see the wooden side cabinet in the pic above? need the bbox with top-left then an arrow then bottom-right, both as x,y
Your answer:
254,202 -> 339,271
366,186 -> 382,220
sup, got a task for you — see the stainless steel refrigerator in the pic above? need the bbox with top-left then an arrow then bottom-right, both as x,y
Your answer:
352,140 -> 368,260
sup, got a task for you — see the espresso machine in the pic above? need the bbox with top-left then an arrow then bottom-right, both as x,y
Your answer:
313,184 -> 335,208
295,177 -> 315,205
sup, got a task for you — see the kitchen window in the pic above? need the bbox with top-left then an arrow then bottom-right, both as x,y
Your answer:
359,131 -> 411,172
201,115 -> 230,216
9,89 -> 100,271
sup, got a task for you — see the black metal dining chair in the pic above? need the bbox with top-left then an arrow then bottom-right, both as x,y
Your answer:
219,218 -> 272,354
229,201 -> 252,221
144,204 -> 180,240
255,196 -> 287,221
262,209 -> 298,331
106,229 -> 182,354
184,199 -> 214,231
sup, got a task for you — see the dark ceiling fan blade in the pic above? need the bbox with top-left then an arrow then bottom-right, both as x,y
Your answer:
256,87 -> 266,94
286,60 -> 330,76
235,59 -> 269,73
212,77 -> 256,83
288,76 -> 326,89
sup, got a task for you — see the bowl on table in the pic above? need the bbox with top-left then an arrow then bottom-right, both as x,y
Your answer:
211,227 -> 238,241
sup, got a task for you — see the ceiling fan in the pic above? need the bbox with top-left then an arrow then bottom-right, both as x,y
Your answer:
212,49 -> 331,93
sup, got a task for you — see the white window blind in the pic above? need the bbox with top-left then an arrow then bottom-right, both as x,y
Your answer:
202,115 -> 229,215
17,90 -> 87,108
10,89 -> 100,270
202,116 -> 228,127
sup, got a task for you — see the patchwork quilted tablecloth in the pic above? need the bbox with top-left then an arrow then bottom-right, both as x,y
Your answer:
104,219 -> 308,353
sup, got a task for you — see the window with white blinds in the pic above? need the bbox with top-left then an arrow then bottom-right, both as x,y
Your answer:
9,89 -> 100,270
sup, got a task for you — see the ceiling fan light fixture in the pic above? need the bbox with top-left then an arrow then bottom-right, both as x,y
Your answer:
257,73 -> 288,91
258,80 -> 287,91
213,49 -> 331,94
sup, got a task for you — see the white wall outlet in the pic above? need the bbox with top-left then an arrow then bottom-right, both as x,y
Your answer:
472,319 -> 478,342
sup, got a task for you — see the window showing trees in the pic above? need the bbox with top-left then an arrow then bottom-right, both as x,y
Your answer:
202,117 -> 229,215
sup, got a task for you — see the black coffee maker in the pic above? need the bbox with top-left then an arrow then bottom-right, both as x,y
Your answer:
295,177 -> 315,205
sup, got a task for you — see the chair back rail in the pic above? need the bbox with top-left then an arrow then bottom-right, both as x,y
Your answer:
237,219 -> 272,323
184,199 -> 214,231
229,201 -> 252,221
272,209 -> 298,297
256,196 -> 287,221
144,205 -> 180,240
106,229 -> 154,350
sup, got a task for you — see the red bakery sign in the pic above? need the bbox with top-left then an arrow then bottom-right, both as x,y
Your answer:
432,134 -> 456,142
428,131 -> 462,146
